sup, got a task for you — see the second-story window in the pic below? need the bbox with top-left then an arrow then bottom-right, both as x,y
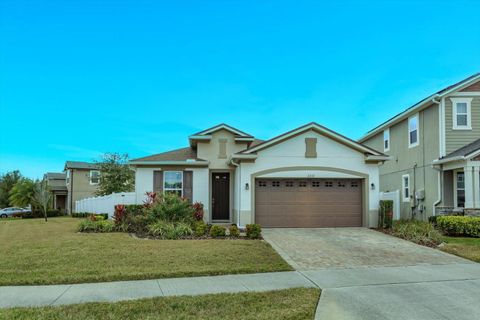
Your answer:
408,114 -> 419,148
66,170 -> 70,185
383,128 -> 390,152
89,170 -> 100,185
451,98 -> 472,130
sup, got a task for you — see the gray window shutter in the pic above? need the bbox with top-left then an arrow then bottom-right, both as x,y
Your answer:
183,171 -> 193,203
153,171 -> 163,193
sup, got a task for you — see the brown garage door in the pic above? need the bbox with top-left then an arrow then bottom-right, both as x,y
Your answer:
255,178 -> 362,227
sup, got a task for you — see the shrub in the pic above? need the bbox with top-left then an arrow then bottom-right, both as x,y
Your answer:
229,224 -> 240,237
146,193 -> 195,223
428,215 -> 437,226
22,210 -> 64,219
147,221 -> 192,239
193,221 -> 208,237
209,225 -> 226,238
113,205 -> 126,225
124,204 -> 144,216
378,200 -> 394,229
391,219 -> 442,246
246,224 -> 262,239
72,212 -> 108,220
437,216 -> 480,237
78,220 -> 114,233
193,202 -> 204,221
123,214 -> 152,234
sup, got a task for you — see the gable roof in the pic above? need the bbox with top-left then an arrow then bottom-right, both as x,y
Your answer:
237,122 -> 386,157
64,161 -> 99,170
435,138 -> 480,164
190,123 -> 253,137
44,172 -> 66,180
359,73 -> 480,142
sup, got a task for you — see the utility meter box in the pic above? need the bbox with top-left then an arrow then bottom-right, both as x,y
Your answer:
415,189 -> 425,200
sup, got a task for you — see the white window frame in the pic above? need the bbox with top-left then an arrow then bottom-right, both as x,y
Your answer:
89,170 -> 100,185
402,174 -> 410,202
451,97 -> 472,130
408,113 -> 419,148
383,128 -> 390,152
163,171 -> 183,196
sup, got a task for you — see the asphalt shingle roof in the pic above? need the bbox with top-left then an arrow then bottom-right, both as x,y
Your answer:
64,161 -> 99,170
442,138 -> 480,159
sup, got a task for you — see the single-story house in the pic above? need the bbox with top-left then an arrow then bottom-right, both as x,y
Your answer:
129,123 -> 389,228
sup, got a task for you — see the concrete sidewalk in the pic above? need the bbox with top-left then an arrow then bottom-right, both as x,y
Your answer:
0,271 -> 316,308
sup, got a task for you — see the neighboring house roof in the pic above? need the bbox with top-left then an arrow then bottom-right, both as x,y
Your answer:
49,186 -> 68,192
359,73 -> 480,142
44,172 -> 66,180
434,138 -> 480,164
64,161 -> 99,170
131,147 -> 203,162
236,122 -> 386,158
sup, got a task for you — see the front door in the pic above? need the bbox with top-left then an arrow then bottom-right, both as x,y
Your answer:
212,172 -> 230,221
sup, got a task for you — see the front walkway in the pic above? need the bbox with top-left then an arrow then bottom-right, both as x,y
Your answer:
0,271 -> 315,308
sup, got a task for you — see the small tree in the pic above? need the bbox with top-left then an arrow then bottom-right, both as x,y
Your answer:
0,170 -> 22,208
34,180 -> 51,222
94,153 -> 135,196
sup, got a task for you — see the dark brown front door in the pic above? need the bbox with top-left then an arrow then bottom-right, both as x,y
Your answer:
212,172 -> 230,220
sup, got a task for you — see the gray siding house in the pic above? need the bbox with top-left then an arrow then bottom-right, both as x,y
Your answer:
64,161 -> 101,214
360,73 -> 480,219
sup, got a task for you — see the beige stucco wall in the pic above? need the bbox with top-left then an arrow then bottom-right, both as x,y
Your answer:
237,130 -> 381,228
362,104 -> 440,219
445,95 -> 480,154
196,129 -> 249,169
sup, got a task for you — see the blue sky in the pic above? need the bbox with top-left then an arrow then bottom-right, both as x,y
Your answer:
1,0 -> 479,178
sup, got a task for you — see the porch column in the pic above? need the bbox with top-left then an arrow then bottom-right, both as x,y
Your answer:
473,166 -> 480,208
464,165 -> 480,208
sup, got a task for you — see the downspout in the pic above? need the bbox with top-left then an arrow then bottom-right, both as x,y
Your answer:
229,159 -> 241,227
69,169 -> 74,214
431,96 -> 442,216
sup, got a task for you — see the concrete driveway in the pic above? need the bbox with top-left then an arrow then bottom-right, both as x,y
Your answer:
262,228 -> 480,320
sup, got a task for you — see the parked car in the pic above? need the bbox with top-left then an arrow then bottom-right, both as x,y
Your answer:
0,207 -> 31,218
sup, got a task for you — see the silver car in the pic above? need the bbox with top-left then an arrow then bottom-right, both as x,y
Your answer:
0,207 -> 30,218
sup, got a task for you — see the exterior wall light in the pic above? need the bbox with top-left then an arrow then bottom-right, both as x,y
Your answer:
371,183 -> 375,190
245,183 -> 249,190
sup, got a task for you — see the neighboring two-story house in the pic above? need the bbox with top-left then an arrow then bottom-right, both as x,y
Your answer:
360,73 -> 480,219
43,172 -> 67,212
64,161 -> 101,214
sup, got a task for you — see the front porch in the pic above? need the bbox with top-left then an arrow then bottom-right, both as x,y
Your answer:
435,161 -> 480,216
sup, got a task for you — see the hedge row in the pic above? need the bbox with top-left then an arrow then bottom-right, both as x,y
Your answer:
437,216 -> 480,238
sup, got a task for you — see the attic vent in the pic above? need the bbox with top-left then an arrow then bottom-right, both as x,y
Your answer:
305,138 -> 317,158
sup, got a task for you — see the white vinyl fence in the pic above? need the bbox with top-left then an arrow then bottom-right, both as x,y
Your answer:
75,192 -> 136,218
379,190 -> 400,220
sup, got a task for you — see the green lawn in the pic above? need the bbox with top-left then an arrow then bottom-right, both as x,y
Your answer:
0,288 -> 320,320
440,236 -> 480,262
0,217 -> 292,285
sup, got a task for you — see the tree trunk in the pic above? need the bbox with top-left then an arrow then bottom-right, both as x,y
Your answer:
44,205 -> 48,222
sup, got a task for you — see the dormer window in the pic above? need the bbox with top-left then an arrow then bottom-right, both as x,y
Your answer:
451,98 -> 472,130
408,114 -> 419,148
383,128 -> 390,152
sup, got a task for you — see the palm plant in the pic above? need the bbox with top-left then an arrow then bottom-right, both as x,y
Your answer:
9,178 -> 35,208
